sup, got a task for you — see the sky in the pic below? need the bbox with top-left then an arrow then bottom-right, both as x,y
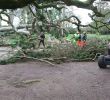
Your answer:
73,7 -> 93,25
66,6 -> 93,25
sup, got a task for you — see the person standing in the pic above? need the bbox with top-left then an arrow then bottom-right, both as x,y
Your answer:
82,32 -> 87,46
76,31 -> 87,47
83,32 -> 87,42
76,31 -> 82,47
38,31 -> 45,48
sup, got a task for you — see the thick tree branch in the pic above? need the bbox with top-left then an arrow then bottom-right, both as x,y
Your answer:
33,1 -> 64,10
59,15 -> 82,32
0,10 -> 13,27
0,0 -> 107,18
0,0 -> 35,9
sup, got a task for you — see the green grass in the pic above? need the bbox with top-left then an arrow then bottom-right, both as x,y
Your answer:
87,34 -> 110,40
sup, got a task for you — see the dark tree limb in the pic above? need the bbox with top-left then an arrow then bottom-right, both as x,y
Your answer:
0,0 -> 35,9
33,1 -> 64,10
0,0 -> 107,18
0,10 -> 13,27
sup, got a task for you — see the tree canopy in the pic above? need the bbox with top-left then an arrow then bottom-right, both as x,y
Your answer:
0,0 -> 109,18
0,0 -> 109,33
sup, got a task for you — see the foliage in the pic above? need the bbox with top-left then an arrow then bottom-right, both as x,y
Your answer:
49,28 -> 61,39
7,33 -> 38,49
70,38 -> 107,60
65,27 -> 76,34
0,33 -> 109,64
26,50 -> 51,58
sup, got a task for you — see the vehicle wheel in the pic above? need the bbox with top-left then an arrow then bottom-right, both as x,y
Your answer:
98,55 -> 107,69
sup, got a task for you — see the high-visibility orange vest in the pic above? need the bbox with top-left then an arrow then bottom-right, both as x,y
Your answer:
77,40 -> 86,47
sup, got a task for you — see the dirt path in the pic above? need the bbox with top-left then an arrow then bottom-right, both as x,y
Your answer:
0,61 -> 110,100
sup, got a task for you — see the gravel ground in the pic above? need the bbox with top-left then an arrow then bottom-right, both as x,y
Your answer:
0,61 -> 110,100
